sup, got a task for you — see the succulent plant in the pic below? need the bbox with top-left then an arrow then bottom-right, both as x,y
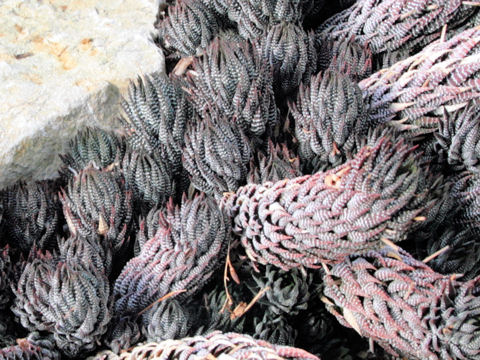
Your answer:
60,167 -> 133,255
248,265 -> 310,317
317,0 -> 479,55
154,0 -> 224,58
359,27 -> 480,140
291,69 -> 367,170
121,72 -> 191,175
57,234 -> 112,276
434,101 -> 480,173
103,317 -> 141,355
253,313 -> 297,346
183,112 -> 252,198
11,251 -> 56,333
115,331 -> 320,359
141,299 -> 191,342
451,172 -> 480,231
121,147 -> 176,211
425,226 -> 480,280
113,194 -> 229,317
0,332 -> 61,360
0,247 -> 11,310
322,246 -> 480,359
318,36 -> 373,80
2,181 -> 60,252
47,262 -> 112,357
247,140 -> 302,184
186,38 -> 278,137
13,252 -> 111,357
221,136 -> 432,270
258,22 -> 317,97
59,127 -> 126,178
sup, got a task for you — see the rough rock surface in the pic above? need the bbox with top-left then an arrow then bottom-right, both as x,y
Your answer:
0,0 -> 164,188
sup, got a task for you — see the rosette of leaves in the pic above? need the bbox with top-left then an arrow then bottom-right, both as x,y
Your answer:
317,0 -> 479,55
59,127 -> 126,179
45,261 -> 111,357
290,70 -> 367,171
186,38 -> 278,137
318,36 -> 373,81
221,136 -> 432,270
154,0 -> 224,58
0,332 -> 60,360
183,112 -> 251,198
359,27 -> 480,140
424,226 -> 480,280
0,247 -> 11,310
121,147 -> 176,212
248,265 -> 310,317
103,317 -> 141,355
11,251 -> 56,333
60,167 -> 133,255
254,313 -> 297,346
141,299 -> 191,342
113,194 -> 229,317
258,23 -> 317,97
121,72 -> 191,175
247,140 -> 302,184
322,246 -> 480,360
451,172 -> 480,230
116,331 -> 320,360
190,285 -> 246,335
57,234 -> 112,276
226,0 -> 314,40
133,207 -> 164,256
2,181 -> 60,252
434,101 -> 480,172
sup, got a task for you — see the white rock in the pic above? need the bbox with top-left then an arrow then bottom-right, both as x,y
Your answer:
0,0 -> 164,188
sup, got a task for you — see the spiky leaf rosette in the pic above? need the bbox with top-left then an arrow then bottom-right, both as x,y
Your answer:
290,70 -> 367,170
257,23 -> 317,97
226,0 -> 312,39
186,38 -> 278,137
113,194 -> 229,317
183,113 -> 251,198
3,181 -> 60,252
104,318 -> 141,354
0,333 -> 60,360
57,235 -> 112,276
154,0 -> 223,58
141,299 -> 191,342
316,0 -> 479,55
359,27 -> 480,139
116,331 -> 320,360
247,140 -> 302,184
11,251 -> 56,332
452,172 -> 480,230
60,167 -> 133,255
221,136 -> 431,270
254,314 -> 297,346
121,72 -> 191,174
434,101 -> 480,172
47,262 -> 111,357
0,247 -> 11,310
425,226 -> 480,280
190,285 -> 245,335
59,127 -> 126,179
318,36 -> 373,81
248,265 -> 310,317
323,246 -> 480,359
121,148 -> 175,211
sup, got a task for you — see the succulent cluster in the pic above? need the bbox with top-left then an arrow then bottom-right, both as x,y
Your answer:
2,0 -> 480,359
323,246 -> 480,360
